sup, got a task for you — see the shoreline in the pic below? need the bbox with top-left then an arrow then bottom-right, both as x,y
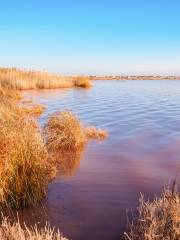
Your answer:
88,75 -> 180,80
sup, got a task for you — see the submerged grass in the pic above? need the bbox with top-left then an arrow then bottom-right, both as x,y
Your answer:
85,126 -> 108,140
0,67 -> 91,90
0,216 -> 68,240
124,182 -> 180,240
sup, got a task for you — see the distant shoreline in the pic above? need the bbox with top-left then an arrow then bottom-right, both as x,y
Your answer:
88,75 -> 180,80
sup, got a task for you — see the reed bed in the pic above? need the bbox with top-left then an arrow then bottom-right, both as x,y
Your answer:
0,67 -> 91,90
0,216 -> 68,240
124,182 -> 180,240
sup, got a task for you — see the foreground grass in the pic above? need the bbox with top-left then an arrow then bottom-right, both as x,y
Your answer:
124,183 -> 180,240
0,67 -> 91,90
0,217 -> 68,240
0,89 -> 54,209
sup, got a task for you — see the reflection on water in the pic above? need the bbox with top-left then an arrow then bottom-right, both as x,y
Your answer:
21,80 -> 180,240
51,150 -> 85,177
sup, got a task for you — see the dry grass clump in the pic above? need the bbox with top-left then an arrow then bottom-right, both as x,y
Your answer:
0,116 -> 49,208
0,217 -> 68,240
21,104 -> 46,116
0,85 -> 21,100
44,111 -> 85,151
124,182 -> 180,240
0,96 -> 52,209
85,127 -> 108,140
74,76 -> 92,88
0,67 -> 92,90
44,111 -> 108,152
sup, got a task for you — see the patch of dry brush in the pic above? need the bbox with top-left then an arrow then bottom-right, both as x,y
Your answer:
0,217 -> 68,240
124,183 -> 180,240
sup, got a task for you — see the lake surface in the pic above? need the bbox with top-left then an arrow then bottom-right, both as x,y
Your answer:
22,80 -> 180,240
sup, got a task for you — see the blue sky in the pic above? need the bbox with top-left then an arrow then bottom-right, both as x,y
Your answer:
0,0 -> 180,75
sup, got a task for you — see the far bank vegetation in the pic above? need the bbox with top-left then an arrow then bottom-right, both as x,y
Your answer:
0,67 -> 92,90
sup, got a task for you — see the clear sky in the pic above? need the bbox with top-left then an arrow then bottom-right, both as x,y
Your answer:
0,0 -> 180,75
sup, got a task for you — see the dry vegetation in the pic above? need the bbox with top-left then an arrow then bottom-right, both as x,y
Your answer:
0,217 -> 68,240
0,70 -> 179,240
85,126 -> 108,140
44,111 -> 85,151
0,67 -> 91,90
0,88 -> 54,209
20,104 -> 46,116
74,76 -> 92,88
44,111 -> 108,152
124,182 -> 180,240
0,85 -> 21,100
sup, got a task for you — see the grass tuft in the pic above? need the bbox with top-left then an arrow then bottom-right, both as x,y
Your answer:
20,104 -> 46,116
0,116 -> 49,208
74,76 -> 92,88
124,182 -> 180,240
44,111 -> 85,151
0,216 -> 68,240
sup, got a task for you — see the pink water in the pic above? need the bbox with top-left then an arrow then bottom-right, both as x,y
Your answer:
21,80 -> 180,239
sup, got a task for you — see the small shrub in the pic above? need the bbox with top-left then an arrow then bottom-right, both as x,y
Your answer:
44,111 -> 85,151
